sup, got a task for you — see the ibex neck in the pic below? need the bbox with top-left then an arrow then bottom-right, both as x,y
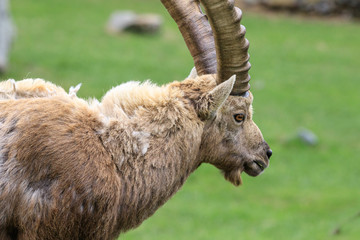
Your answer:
100,107 -> 204,233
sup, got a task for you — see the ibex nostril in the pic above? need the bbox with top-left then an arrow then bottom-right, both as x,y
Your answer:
266,149 -> 273,159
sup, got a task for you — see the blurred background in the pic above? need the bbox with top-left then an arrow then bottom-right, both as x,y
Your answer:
1,0 -> 359,239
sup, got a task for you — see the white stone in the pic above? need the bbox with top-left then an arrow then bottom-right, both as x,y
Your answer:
0,0 -> 16,73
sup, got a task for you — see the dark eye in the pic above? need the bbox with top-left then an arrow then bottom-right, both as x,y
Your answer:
234,113 -> 245,123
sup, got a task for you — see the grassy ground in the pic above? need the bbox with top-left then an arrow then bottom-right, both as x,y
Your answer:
3,0 -> 360,239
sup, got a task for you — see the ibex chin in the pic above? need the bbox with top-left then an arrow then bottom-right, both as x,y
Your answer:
0,0 -> 272,239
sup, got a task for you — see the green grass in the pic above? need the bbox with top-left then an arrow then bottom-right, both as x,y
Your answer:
3,0 -> 360,239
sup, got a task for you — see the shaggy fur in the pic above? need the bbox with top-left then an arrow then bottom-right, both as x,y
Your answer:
0,74 -> 270,239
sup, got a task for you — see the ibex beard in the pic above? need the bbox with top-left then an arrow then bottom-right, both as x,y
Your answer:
0,74 -> 270,239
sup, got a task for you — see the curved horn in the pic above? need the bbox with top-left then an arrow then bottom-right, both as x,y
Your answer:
161,0 -> 251,95
160,0 -> 217,75
200,0 -> 251,95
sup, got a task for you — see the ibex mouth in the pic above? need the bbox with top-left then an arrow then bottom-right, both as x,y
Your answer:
244,159 -> 268,177
254,160 -> 266,171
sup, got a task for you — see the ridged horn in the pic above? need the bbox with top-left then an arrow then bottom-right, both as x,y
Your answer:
200,0 -> 250,95
161,0 -> 251,95
160,0 -> 217,75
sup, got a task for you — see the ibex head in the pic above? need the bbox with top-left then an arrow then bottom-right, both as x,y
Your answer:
162,0 -> 272,186
197,81 -> 272,186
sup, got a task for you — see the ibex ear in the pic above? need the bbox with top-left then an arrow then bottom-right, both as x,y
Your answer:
186,67 -> 198,79
207,75 -> 235,114
199,75 -> 236,119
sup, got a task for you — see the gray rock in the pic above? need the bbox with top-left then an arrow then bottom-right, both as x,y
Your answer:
0,0 -> 16,74
106,11 -> 162,35
106,11 -> 137,34
128,14 -> 163,34
239,0 -> 360,18
313,0 -> 336,15
259,0 -> 298,8
297,128 -> 318,146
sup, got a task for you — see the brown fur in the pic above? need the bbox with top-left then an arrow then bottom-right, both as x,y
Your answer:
0,74 -> 270,239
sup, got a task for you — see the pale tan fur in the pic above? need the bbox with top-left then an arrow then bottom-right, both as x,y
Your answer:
0,78 -> 67,99
0,74 -> 270,239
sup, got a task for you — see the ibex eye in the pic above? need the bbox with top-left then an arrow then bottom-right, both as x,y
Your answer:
234,114 -> 245,123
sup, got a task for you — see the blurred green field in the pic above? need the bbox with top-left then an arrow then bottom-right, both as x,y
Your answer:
3,0 -> 360,239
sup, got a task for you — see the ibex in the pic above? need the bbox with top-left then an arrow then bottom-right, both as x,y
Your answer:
0,0 -> 272,239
